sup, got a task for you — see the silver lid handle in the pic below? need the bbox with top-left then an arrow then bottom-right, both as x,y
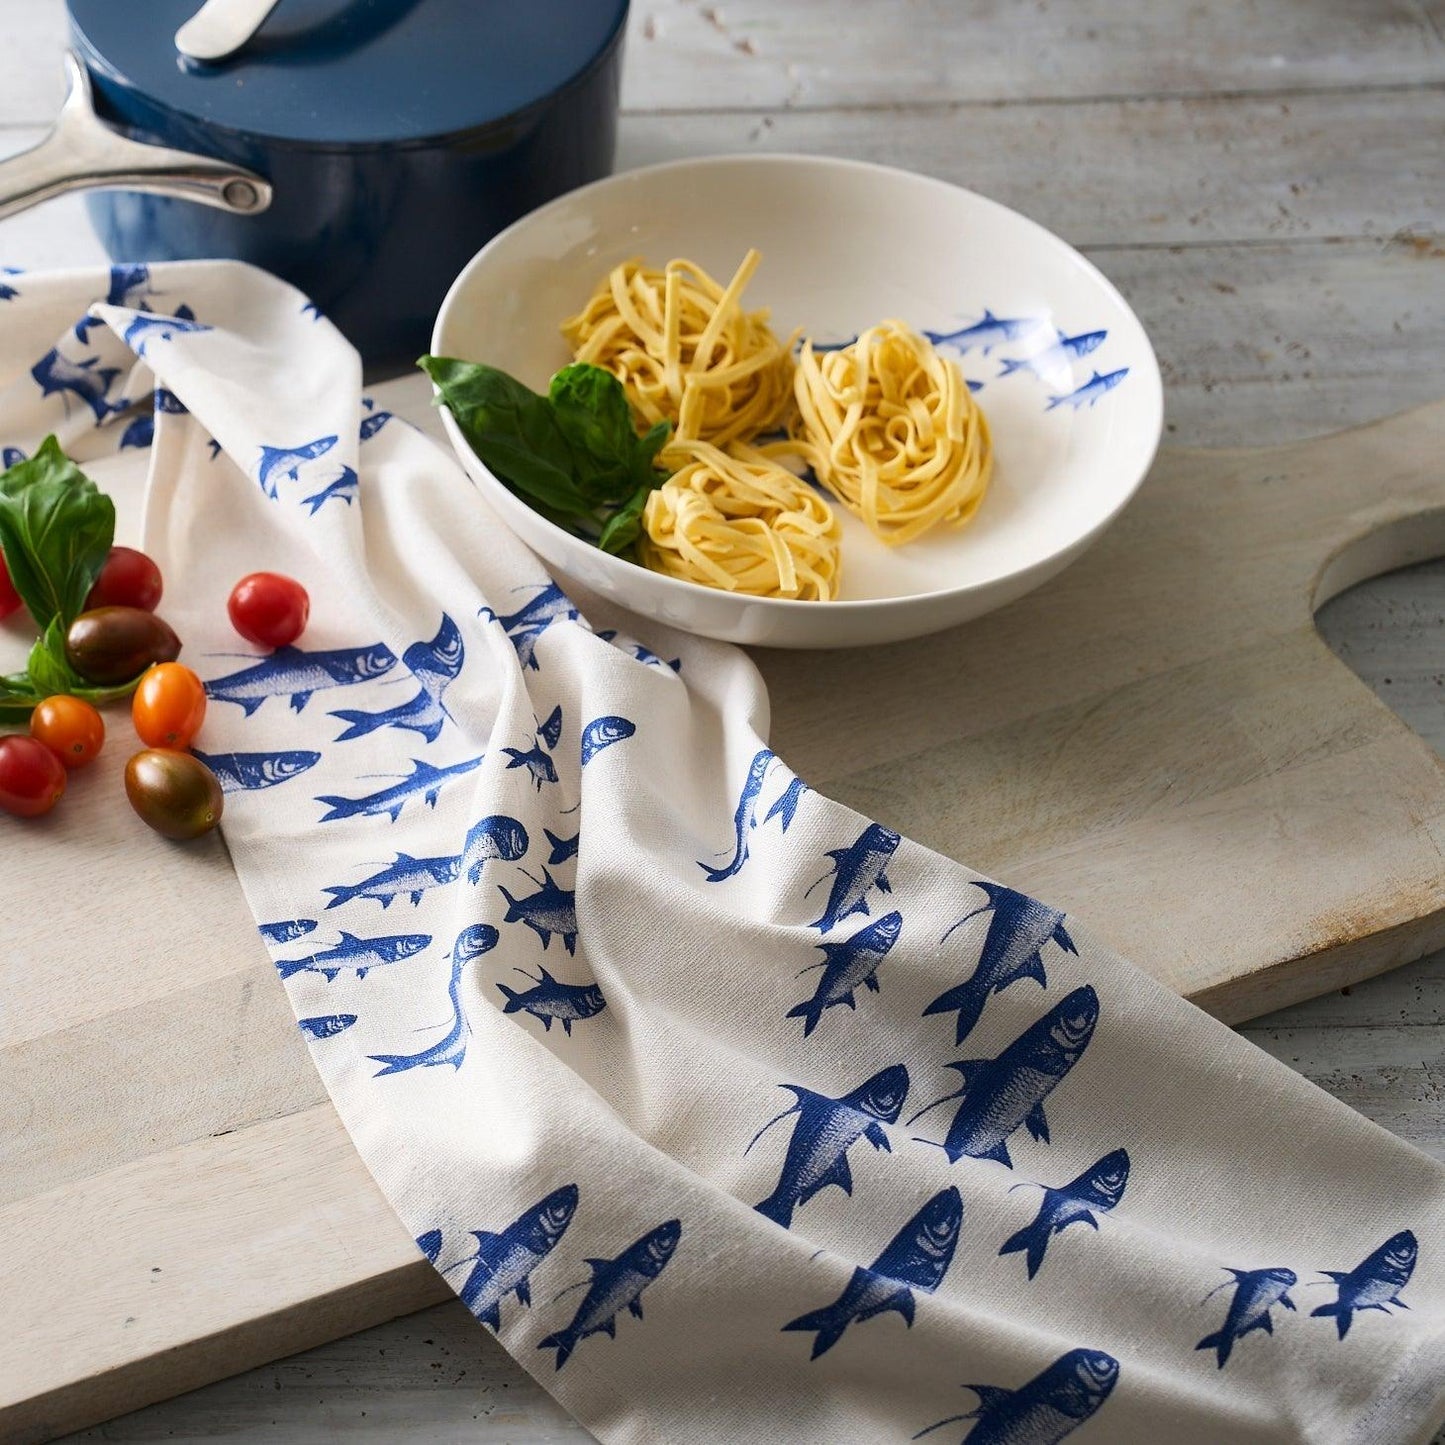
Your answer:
0,53 -> 273,223
176,0 -> 285,63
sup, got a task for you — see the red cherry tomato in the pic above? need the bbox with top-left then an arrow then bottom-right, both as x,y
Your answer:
228,572 -> 310,649
0,734 -> 67,817
132,662 -> 208,748
0,548 -> 21,621
30,695 -> 105,769
85,546 -> 164,613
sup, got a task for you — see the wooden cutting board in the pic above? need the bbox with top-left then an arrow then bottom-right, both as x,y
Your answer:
5,387 -> 1445,1444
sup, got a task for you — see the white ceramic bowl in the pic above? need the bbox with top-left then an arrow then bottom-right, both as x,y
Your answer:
431,154 -> 1163,649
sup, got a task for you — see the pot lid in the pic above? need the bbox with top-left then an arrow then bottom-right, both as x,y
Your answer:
67,0 -> 629,147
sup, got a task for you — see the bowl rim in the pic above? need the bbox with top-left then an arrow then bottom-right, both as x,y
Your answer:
429,151 -> 1165,616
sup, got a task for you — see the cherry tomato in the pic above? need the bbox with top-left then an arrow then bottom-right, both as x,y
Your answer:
125,748 -> 223,840
228,572 -> 310,649
132,662 -> 207,748
85,546 -> 164,612
30,695 -> 105,769
0,734 -> 67,817
0,548 -> 21,621
66,606 -> 182,686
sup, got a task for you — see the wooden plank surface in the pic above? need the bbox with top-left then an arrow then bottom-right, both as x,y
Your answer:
0,1 -> 1441,1441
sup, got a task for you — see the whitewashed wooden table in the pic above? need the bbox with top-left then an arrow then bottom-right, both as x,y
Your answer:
3,2 -> 1442,1439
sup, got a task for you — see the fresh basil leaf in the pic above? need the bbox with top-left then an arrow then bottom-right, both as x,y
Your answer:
597,483 -> 655,556
549,364 -> 641,483
637,419 -> 672,470
0,434 -> 115,628
27,617 -> 78,696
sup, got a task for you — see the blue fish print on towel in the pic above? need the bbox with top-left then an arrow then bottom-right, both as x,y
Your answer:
765,775 -> 808,833
749,1064 -> 910,1228
370,924 -> 499,1075
359,409 -> 394,441
480,583 -> 579,670
0,271 -> 19,302
1000,1148 -> 1130,1279
909,985 -> 1099,1167
74,264 -> 152,340
275,930 -> 431,982
498,868 -> 578,953
926,883 -> 1078,1045
1196,1267 -> 1298,1366
806,822 -> 900,933
299,1013 -> 357,1040
303,465 -> 358,514
191,748 -> 321,793
446,1185 -> 580,1330
498,966 -> 606,1035
416,1229 -> 444,1264
122,311 -> 213,357
324,852 -> 461,909
699,748 -> 776,882
783,1187 -> 963,1359
118,415 -> 153,450
537,1218 -> 681,1370
255,435 -> 339,499
259,918 -> 317,945
2,446 -> 26,468
460,814 -> 531,882
1310,1229 -> 1417,1339
206,640 -> 397,715
788,911 -> 903,1037
155,388 -> 187,414
504,738 -> 559,790
914,1348 -> 1119,1444
926,310 -> 1040,356
1046,367 -> 1129,412
331,615 -> 464,743
595,629 -> 681,672
997,329 -> 1107,379
580,715 -> 636,765
545,828 -> 579,865
32,349 -> 121,422
315,755 -> 485,823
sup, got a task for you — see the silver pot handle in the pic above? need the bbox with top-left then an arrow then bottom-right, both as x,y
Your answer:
0,52 -> 273,223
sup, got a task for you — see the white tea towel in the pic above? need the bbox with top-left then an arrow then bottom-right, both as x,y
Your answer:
2,261 -> 1442,1445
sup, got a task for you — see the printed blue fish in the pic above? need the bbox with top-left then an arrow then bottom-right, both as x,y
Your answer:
191,748 -> 321,793
446,1184 -> 580,1330
303,465 -> 358,514
1046,367 -> 1129,411
765,775 -> 808,832
359,409 -> 394,441
480,583 -> 579,670
206,641 -> 397,716
498,966 -> 606,1035
580,715 -> 636,765
925,882 -> 1077,1044
504,741 -> 559,790
699,748 -> 776,882
331,615 -> 464,743
370,924 -> 499,1074
118,415 -> 153,450
926,310 -> 1040,355
416,1230 -> 444,1264
255,435 -> 339,498
460,814 -> 531,883
545,828 -> 579,865
302,300 -> 325,320
1310,1229 -> 1417,1339
259,918 -> 317,945
783,1187 -> 963,1359
323,852 -> 461,910
315,755 -> 485,823
805,822 -> 900,932
0,277 -> 17,302
749,1063 -> 909,1228
155,387 -> 187,414
1196,1267 -> 1298,1366
1000,1148 -> 1130,1279
537,1219 -> 681,1370
107,263 -> 152,308
788,911 -> 903,1036
537,705 -> 563,750
31,349 -> 121,422
498,867 -> 578,953
909,985 -> 1100,1167
595,628 -> 681,672
122,311 -> 213,357
2,446 -> 26,468
997,329 -> 1107,379
275,930 -> 431,982
298,1013 -> 357,1040
915,1348 -> 1120,1444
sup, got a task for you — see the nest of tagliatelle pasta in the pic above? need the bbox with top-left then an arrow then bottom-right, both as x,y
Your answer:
560,250 -> 995,601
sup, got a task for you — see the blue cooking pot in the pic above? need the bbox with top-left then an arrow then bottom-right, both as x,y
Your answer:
0,0 -> 629,372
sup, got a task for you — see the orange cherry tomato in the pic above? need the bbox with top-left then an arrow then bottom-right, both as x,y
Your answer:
30,695 -> 105,769
132,662 -> 208,749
